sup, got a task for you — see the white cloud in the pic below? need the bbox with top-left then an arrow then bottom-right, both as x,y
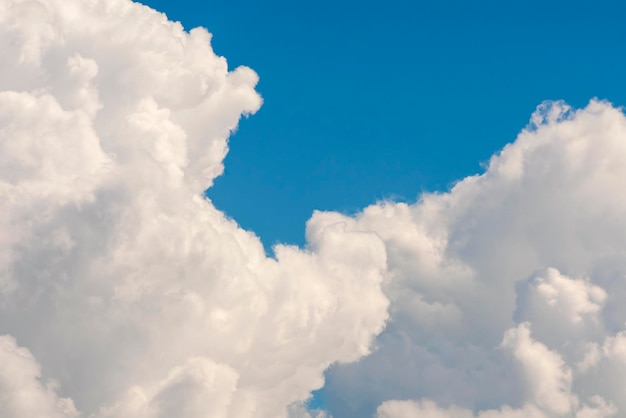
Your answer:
377,399 -> 476,418
602,331 -> 626,362
5,0 -> 626,417
500,323 -> 576,415
0,335 -> 78,418
376,400 -> 548,418
0,0 -> 388,417
319,100 -> 626,416
374,324 -> 616,418
97,357 -> 239,418
524,268 -> 606,324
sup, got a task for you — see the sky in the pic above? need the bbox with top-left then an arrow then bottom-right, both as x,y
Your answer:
4,1 -> 626,418
142,0 -> 626,249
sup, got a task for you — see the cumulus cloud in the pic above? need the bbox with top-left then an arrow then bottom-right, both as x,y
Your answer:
516,268 -> 606,326
374,314 -> 616,417
318,100 -> 626,417
0,335 -> 78,418
6,0 -> 626,417
0,0 -> 389,417
500,323 -> 575,415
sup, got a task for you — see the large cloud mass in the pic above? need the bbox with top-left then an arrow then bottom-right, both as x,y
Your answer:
319,100 -> 626,417
4,1 -> 626,418
0,0 -> 389,417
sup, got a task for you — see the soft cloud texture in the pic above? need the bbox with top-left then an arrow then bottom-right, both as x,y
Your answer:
0,0 -> 389,417
318,100 -> 626,416
0,335 -> 79,418
5,0 -> 626,417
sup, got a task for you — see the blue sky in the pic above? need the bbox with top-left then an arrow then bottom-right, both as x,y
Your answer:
140,0 -> 626,250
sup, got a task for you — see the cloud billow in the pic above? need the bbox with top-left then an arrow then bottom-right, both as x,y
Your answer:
0,1 -> 388,417
3,1 -> 626,418
321,100 -> 626,417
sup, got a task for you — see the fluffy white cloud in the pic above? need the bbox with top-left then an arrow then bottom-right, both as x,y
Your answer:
318,100 -> 626,416
0,0 -> 389,417
0,335 -> 78,418
500,323 -> 575,415
6,0 -> 626,417
375,325 -> 616,418
520,268 -> 606,325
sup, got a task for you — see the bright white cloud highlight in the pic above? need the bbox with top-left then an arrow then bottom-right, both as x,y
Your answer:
0,0 -> 389,417
524,268 -> 606,324
500,323 -> 575,415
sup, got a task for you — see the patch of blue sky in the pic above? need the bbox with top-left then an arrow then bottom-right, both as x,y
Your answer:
143,0 -> 626,251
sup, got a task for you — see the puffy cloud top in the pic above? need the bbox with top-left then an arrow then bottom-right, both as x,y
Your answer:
320,100 -> 626,417
0,0 -> 389,417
